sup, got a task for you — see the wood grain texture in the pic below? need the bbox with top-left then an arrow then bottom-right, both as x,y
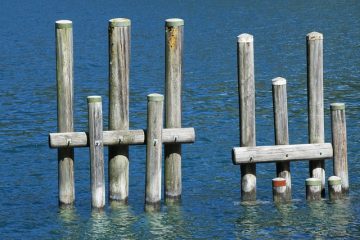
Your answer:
237,33 -> 256,201
49,128 -> 195,148
232,143 -> 333,164
272,77 -> 291,201
307,32 -> 325,197
56,20 -> 75,206
328,176 -> 342,200
88,96 -> 105,209
165,19 -> 184,202
331,103 -> 348,194
108,18 -> 131,203
145,94 -> 163,210
305,178 -> 321,201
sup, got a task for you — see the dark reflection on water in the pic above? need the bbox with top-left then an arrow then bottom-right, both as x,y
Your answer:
1,0 -> 359,238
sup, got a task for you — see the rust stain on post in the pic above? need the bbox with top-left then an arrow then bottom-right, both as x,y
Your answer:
167,27 -> 178,49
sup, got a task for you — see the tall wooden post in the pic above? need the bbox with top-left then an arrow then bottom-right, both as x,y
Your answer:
307,32 -> 325,197
88,96 -> 105,209
56,20 -> 75,206
108,18 -> 131,203
145,94 -> 164,211
272,77 -> 291,201
238,33 -> 256,201
165,18 -> 184,203
331,103 -> 349,194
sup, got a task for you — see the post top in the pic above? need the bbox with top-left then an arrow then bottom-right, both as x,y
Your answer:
307,32 -> 323,40
165,18 -> 184,27
87,96 -> 102,103
328,176 -> 342,185
109,18 -> 131,27
56,20 -> 72,29
330,103 -> 345,110
237,33 -> 253,43
272,177 -> 286,187
147,93 -> 164,102
305,178 -> 321,186
272,77 -> 287,85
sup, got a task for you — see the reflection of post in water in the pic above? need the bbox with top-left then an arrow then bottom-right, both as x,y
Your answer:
234,205 -> 260,238
58,206 -> 82,239
89,211 -> 111,238
110,202 -> 138,238
59,205 -> 78,223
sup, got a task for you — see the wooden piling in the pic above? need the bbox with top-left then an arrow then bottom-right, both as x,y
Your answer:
164,18 -> 184,203
272,178 -> 287,203
307,32 -> 325,197
305,178 -> 321,201
272,77 -> 291,201
145,94 -> 164,211
88,96 -> 105,209
328,176 -> 342,201
108,18 -> 131,203
56,20 -> 75,206
238,33 -> 256,201
331,103 -> 349,194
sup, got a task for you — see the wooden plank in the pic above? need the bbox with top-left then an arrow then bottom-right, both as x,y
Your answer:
49,128 -> 195,148
238,33 -> 256,201
331,103 -> 349,194
108,18 -> 131,203
232,143 -> 333,164
307,32 -> 325,196
164,18 -> 184,203
145,94 -> 163,211
88,96 -> 105,209
56,20 -> 75,206
272,77 -> 291,201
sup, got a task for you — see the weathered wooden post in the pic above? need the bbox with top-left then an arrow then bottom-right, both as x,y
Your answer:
165,18 -> 184,203
238,33 -> 256,201
307,32 -> 325,197
108,18 -> 131,203
328,176 -> 342,201
88,96 -> 105,209
305,178 -> 321,201
272,77 -> 291,201
56,20 -> 75,206
272,178 -> 287,203
331,103 -> 349,194
145,94 -> 164,211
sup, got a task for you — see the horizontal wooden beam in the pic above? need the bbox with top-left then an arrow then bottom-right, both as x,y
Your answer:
232,143 -> 333,165
49,128 -> 195,148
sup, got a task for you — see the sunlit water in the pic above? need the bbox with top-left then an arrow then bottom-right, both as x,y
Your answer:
0,0 -> 359,238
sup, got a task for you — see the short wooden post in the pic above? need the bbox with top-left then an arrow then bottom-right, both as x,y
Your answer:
88,96 -> 105,209
272,77 -> 291,201
238,33 -> 256,201
328,176 -> 342,201
145,94 -> 164,211
307,32 -> 325,197
108,18 -> 131,203
56,20 -> 75,206
305,178 -> 321,201
331,103 -> 349,194
165,18 -> 184,203
272,178 -> 287,203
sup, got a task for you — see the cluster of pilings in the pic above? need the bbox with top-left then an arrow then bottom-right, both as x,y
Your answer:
49,18 -> 195,211
232,32 -> 348,203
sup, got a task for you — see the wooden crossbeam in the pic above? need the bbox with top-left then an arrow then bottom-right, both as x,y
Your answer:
49,128 -> 195,148
232,143 -> 333,165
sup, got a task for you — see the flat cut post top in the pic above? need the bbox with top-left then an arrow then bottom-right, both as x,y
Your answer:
148,93 -> 164,102
109,18 -> 131,27
272,77 -> 286,85
307,32 -> 323,40
56,20 -> 72,29
306,178 -> 321,186
330,103 -> 345,111
87,96 -> 102,103
328,176 -> 342,185
165,18 -> 184,27
237,33 -> 253,43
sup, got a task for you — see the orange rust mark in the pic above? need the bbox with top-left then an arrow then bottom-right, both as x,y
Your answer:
167,26 -> 178,49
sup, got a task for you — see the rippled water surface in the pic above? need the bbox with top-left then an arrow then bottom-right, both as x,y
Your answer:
1,0 -> 359,239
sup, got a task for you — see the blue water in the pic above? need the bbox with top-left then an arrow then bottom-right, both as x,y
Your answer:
1,0 -> 359,238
